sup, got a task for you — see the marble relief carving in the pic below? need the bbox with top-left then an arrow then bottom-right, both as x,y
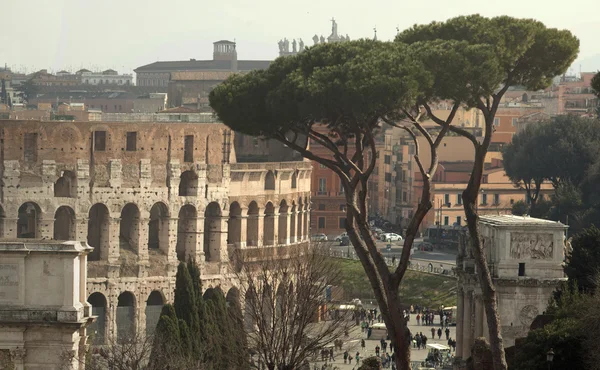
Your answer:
510,233 -> 553,259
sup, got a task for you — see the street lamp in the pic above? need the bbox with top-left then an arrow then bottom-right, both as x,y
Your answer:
546,348 -> 554,370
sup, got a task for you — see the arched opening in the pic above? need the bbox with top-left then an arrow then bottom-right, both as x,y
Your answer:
148,203 -> 169,252
146,291 -> 165,336
54,170 -> 77,198
87,293 -> 107,344
244,287 -> 256,332
88,203 -> 110,261
54,206 -> 75,241
303,197 -> 309,239
297,200 -> 304,241
17,202 -> 41,239
291,171 -> 298,189
203,287 -> 215,301
246,201 -> 259,247
179,170 -> 198,196
176,205 -> 197,261
276,284 -> 286,319
226,287 -> 240,308
116,292 -> 136,343
228,202 -> 242,252
290,204 -> 296,243
264,170 -> 275,190
119,203 -> 140,254
278,200 -> 289,245
203,202 -> 222,262
263,202 -> 275,246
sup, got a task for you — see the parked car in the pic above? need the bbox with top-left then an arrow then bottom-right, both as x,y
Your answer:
381,233 -> 403,242
335,232 -> 348,242
416,241 -> 434,251
340,235 -> 350,246
311,233 -> 328,242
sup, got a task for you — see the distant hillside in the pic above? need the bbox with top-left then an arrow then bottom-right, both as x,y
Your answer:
571,54 -> 600,73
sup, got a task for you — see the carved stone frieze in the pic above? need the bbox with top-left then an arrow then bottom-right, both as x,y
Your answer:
510,233 -> 553,259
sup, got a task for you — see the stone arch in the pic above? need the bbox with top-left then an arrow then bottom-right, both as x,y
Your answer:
203,202 -> 223,262
263,202 -> 275,246
17,202 -> 42,238
146,290 -> 165,336
148,202 -> 169,252
203,287 -> 216,301
116,291 -> 136,343
54,206 -> 76,241
87,292 -> 107,344
303,196 -> 309,238
120,203 -> 140,254
176,204 -> 197,261
226,287 -> 241,308
246,201 -> 259,247
244,287 -> 257,332
228,202 -> 242,251
278,200 -> 289,245
291,170 -> 298,189
264,170 -> 275,190
297,199 -> 304,241
179,170 -> 198,196
88,203 -> 110,261
276,283 -> 286,318
54,170 -> 77,198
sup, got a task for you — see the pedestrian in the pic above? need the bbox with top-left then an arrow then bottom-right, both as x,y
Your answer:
422,334 -> 428,347
356,352 -> 360,365
437,328 -> 442,339
445,327 -> 450,340
392,256 -> 396,265
382,340 -> 387,352
361,339 -> 366,350
348,354 -> 352,365
329,347 -> 335,361
367,327 -> 372,339
416,334 -> 422,350
343,350 -> 348,364
376,345 -> 380,356
416,313 -> 420,326
431,327 -> 435,339
447,337 -> 453,348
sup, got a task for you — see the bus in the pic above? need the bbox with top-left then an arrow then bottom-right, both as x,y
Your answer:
423,225 -> 465,249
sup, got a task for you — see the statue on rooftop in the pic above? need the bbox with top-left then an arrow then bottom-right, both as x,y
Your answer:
312,35 -> 319,45
292,39 -> 297,53
283,38 -> 290,52
298,38 -> 305,52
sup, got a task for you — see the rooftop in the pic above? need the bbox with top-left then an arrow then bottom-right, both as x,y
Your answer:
479,214 -> 567,229
134,59 -> 271,72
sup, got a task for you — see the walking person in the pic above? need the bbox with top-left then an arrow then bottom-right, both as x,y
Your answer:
361,339 -> 366,350
445,327 -> 450,340
416,333 -> 422,350
437,327 -> 442,339
382,340 -> 387,353
416,313 -> 420,326
343,350 -> 348,364
355,352 -> 361,365
431,327 -> 435,339
375,345 -> 380,356
329,347 -> 335,361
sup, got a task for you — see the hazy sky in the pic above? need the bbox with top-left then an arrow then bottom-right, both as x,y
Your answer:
2,0 -> 599,75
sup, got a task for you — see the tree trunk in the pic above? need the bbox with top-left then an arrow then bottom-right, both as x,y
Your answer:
386,293 -> 411,370
462,147 -> 508,370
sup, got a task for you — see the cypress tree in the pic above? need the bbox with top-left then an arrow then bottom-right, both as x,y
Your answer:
149,304 -> 181,369
228,294 -> 249,369
187,259 -> 208,358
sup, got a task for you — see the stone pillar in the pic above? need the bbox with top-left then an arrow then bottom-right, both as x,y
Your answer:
75,216 -> 88,244
455,289 -> 465,357
4,217 -> 17,238
256,214 -> 264,247
282,211 -> 291,245
108,217 -> 121,264
197,216 -> 206,261
219,215 -> 229,262
138,217 -> 150,262
272,212 -> 279,246
304,209 -> 310,240
475,295 -> 484,339
238,211 -> 248,248
462,291 -> 473,359
39,216 -> 54,240
167,217 -> 178,262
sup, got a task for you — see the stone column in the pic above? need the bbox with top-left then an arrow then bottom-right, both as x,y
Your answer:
272,212 -> 279,246
39,216 -> 54,240
475,295 -> 484,339
238,211 -> 248,248
256,214 -> 264,247
289,211 -> 297,244
282,211 -> 291,245
455,289 -> 465,357
138,217 -> 150,262
218,215 -> 229,262
108,217 -> 121,264
462,290 -> 473,359
167,217 -> 178,262
197,216 -> 206,261
75,216 -> 88,244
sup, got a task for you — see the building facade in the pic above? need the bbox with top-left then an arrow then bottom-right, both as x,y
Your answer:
0,119 -> 311,344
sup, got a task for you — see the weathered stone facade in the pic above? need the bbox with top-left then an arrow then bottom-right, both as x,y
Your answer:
0,119 -> 311,344
455,215 -> 567,362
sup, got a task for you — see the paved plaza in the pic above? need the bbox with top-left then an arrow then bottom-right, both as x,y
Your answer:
310,317 -> 457,369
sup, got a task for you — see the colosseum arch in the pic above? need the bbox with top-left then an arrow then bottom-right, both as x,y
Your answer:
54,206 -> 76,241
297,199 -> 304,241
289,202 -> 296,243
264,170 -> 275,190
116,291 -> 136,343
244,287 -> 256,332
176,204 -> 197,261
203,202 -> 222,262
54,170 -> 77,198
226,287 -> 241,308
87,292 -> 107,344
263,202 -> 275,246
278,200 -> 289,245
246,201 -> 259,247
146,290 -> 165,336
120,203 -> 140,254
291,170 -> 298,189
88,203 -> 110,261
179,170 -> 198,196
148,202 -> 169,253
17,202 -> 42,238
228,202 -> 242,250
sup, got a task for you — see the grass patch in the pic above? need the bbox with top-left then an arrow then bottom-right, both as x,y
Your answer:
334,258 -> 457,308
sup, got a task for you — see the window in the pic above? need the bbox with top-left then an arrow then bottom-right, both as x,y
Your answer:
319,163 -> 326,169
457,193 -> 462,205
456,216 -> 461,226
94,131 -> 106,151
318,217 -> 326,229
494,118 -> 500,126
384,155 -> 391,164
339,218 -> 346,229
339,182 -> 345,195
443,216 -> 449,226
318,204 -> 326,211
518,263 -> 525,277
24,133 -> 38,162
318,178 -> 327,194
494,194 -> 500,205
482,193 -> 488,205
403,192 -> 407,202
385,173 -> 392,182
339,204 -> 346,211
444,194 -> 450,206
512,118 -> 518,126
184,135 -> 194,162
510,199 -> 515,205
126,132 -> 137,151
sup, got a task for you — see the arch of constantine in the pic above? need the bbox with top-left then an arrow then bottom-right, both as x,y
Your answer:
0,119 -> 311,344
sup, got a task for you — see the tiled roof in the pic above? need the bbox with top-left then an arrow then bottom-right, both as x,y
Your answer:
134,59 -> 271,72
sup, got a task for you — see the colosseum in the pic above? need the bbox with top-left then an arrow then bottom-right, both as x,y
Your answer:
0,119 -> 311,344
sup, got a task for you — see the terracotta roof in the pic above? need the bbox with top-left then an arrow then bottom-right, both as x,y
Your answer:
170,71 -> 234,81
134,59 -> 271,72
